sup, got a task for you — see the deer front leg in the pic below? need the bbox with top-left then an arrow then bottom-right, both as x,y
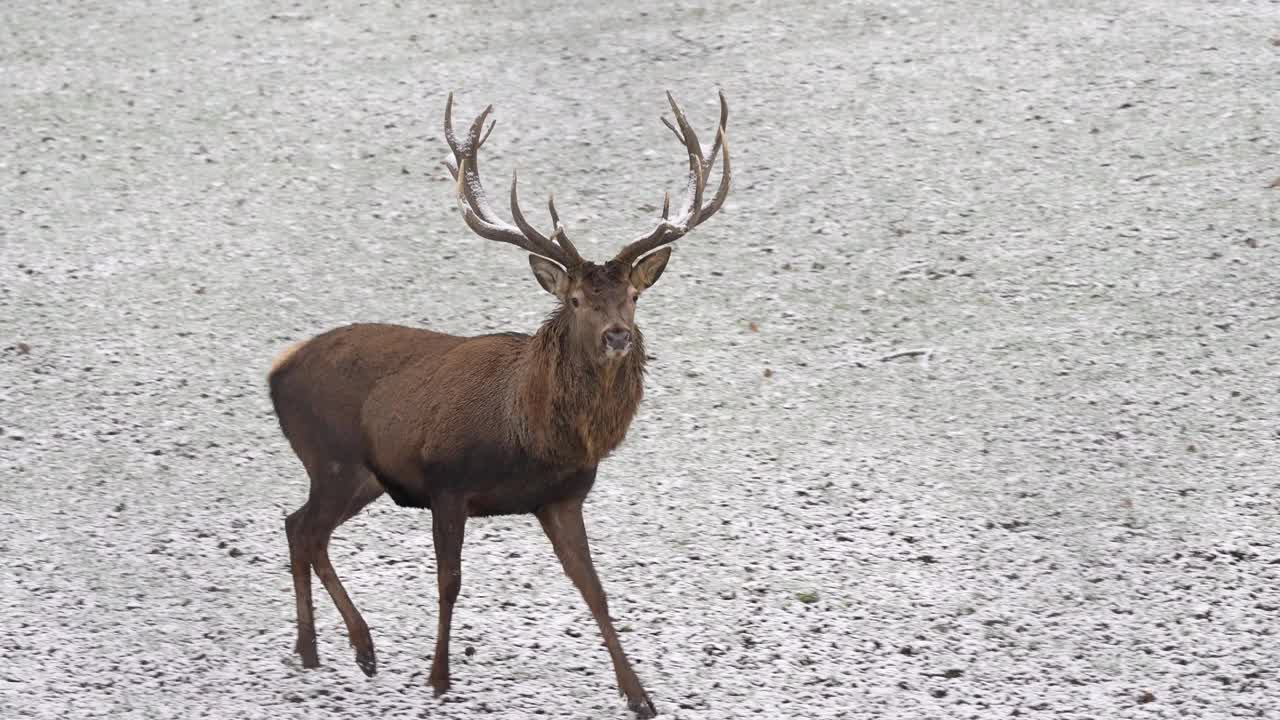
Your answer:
428,493 -> 468,696
536,497 -> 656,719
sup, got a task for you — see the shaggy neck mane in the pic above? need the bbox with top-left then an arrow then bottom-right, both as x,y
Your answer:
512,305 -> 647,467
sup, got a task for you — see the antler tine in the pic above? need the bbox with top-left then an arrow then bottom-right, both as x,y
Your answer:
703,90 -> 729,177
443,92 -> 461,156
548,192 -> 562,228
477,118 -> 496,149
442,96 -> 462,182
613,91 -> 730,266
509,170 -> 552,246
661,116 -> 686,145
510,172 -> 583,265
545,193 -> 584,265
465,106 -> 495,149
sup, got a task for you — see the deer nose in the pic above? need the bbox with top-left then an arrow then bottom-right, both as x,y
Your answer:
603,327 -> 632,351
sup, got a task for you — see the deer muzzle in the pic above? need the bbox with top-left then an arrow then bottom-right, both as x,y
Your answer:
603,327 -> 633,357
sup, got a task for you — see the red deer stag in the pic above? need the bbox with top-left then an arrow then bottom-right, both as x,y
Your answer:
267,89 -> 730,718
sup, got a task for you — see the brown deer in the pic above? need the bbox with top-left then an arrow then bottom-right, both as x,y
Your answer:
267,90 -> 730,718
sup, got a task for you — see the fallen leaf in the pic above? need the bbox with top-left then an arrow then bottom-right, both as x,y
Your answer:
15,342 -> 30,355
763,368 -> 773,378
748,322 -> 759,332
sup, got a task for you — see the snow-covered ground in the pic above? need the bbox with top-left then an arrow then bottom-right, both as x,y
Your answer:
3,1 -> 1278,718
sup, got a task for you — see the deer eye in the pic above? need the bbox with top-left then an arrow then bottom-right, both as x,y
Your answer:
570,296 -> 581,308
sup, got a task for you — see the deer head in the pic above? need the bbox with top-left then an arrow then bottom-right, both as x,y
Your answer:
443,91 -> 732,364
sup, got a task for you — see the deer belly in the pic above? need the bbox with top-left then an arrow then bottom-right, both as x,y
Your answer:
466,469 -> 596,516
417,444 -> 596,517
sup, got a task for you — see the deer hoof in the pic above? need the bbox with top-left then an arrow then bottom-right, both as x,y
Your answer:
296,643 -> 320,669
355,647 -> 377,677
628,694 -> 657,719
429,672 -> 451,697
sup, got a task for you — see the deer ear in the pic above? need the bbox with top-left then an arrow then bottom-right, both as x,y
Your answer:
630,247 -> 672,291
529,255 -> 569,298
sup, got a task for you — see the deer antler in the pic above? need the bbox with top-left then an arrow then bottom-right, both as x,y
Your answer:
443,93 -> 585,268
613,90 -> 731,266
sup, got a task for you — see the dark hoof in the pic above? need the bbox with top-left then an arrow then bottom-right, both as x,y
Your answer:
628,695 -> 656,719
299,653 -> 320,669
428,654 -> 451,697
355,647 -> 377,677
430,676 -> 450,697
293,632 -> 318,666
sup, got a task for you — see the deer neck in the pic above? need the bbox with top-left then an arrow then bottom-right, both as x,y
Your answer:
513,308 -> 647,467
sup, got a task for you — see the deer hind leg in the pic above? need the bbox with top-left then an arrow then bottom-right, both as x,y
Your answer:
285,506 -> 320,668
536,497 -> 656,719
286,461 -> 385,675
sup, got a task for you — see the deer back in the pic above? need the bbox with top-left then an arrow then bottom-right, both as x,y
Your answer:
269,323 -> 466,462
